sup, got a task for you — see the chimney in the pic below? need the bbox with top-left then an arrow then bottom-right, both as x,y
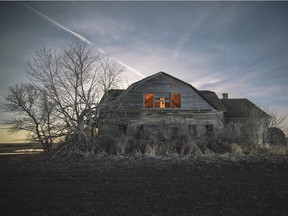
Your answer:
222,93 -> 228,99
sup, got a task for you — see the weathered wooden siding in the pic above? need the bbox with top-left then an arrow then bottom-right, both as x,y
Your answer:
99,72 -> 224,138
101,110 -> 224,137
115,73 -> 216,111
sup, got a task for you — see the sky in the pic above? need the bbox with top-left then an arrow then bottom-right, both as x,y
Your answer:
1,1 -> 288,142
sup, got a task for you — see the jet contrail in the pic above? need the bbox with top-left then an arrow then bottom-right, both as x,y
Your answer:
23,3 -> 146,78
23,4 -> 92,45
115,59 -> 146,78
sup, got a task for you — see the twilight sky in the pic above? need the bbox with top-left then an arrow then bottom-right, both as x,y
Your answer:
1,1 -> 288,137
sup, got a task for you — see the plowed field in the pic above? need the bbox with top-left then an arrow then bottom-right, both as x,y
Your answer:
0,154 -> 287,215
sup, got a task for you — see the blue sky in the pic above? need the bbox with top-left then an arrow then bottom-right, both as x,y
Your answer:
1,1 -> 288,131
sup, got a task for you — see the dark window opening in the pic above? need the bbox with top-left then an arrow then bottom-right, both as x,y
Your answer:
118,125 -> 127,135
136,125 -> 145,139
171,127 -> 179,137
205,125 -> 214,135
188,125 -> 197,137
148,125 -> 162,139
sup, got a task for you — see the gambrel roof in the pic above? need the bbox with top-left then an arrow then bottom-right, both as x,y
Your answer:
126,71 -> 224,111
99,72 -> 269,118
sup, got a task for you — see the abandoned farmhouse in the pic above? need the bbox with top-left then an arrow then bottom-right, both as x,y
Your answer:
98,72 -> 270,144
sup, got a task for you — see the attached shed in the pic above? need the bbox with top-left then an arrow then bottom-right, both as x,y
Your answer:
220,98 -> 270,122
220,97 -> 270,145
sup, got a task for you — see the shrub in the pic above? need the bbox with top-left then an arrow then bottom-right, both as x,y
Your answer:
58,128 -> 251,157
95,133 -> 244,156
267,127 -> 287,146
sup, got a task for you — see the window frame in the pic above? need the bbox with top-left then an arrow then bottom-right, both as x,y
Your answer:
118,125 -> 128,135
143,93 -> 181,109
144,93 -> 154,108
171,93 -> 181,108
205,124 -> 214,135
188,125 -> 197,137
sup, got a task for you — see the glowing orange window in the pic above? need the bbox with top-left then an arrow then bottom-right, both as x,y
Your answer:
171,93 -> 181,108
144,93 -> 154,108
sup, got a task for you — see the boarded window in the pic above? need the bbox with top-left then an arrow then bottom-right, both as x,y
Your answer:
171,93 -> 181,108
144,93 -> 154,108
188,125 -> 197,137
205,125 -> 214,134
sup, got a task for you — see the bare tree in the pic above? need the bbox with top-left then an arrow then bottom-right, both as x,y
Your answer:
241,107 -> 269,150
98,57 -> 123,92
3,83 -> 63,152
223,104 -> 287,150
262,106 -> 287,145
263,106 -> 286,128
26,38 -> 124,150
222,102 -> 271,151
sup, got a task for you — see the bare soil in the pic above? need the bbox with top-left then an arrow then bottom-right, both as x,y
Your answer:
0,154 -> 288,216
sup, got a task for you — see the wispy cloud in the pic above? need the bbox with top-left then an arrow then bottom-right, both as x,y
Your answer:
70,17 -> 134,43
23,3 -> 145,79
23,3 -> 92,45
191,77 -> 223,89
173,31 -> 192,59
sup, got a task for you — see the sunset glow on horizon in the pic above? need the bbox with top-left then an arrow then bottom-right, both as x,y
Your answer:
1,1 -> 288,142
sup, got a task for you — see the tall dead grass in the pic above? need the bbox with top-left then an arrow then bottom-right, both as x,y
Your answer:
53,129 -> 287,158
88,134 -> 245,157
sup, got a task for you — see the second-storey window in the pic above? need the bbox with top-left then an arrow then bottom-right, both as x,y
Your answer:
171,93 -> 181,108
144,93 -> 154,108
144,93 -> 181,108
154,97 -> 170,108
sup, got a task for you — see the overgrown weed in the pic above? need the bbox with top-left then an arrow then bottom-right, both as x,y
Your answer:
51,133 -> 288,159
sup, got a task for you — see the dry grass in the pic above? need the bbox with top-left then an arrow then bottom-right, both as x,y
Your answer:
49,132 -> 288,158
70,135 -> 247,158
258,145 -> 288,155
